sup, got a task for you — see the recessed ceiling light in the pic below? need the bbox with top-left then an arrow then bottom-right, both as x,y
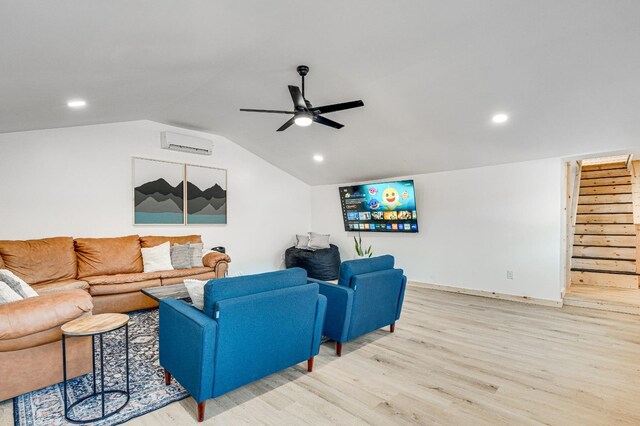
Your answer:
492,113 -> 509,124
313,154 -> 324,163
67,99 -> 87,109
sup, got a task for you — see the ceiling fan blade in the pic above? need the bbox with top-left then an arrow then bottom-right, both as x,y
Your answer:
276,116 -> 297,132
239,108 -> 295,114
312,100 -> 364,114
313,115 -> 344,129
288,85 -> 307,110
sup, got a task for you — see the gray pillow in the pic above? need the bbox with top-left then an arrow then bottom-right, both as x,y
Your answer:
308,232 -> 331,250
295,234 -> 310,249
0,281 -> 22,305
189,243 -> 204,268
170,243 -> 191,269
0,269 -> 38,298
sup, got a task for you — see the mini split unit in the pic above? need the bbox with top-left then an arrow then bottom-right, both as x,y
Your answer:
160,131 -> 213,156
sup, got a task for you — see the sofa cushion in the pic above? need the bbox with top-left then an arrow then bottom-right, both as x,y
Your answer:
84,271 -> 163,285
140,235 -> 202,248
75,235 -> 143,279
161,271 -> 218,286
203,268 -> 307,318
338,255 -> 395,287
31,279 -> 89,295
89,279 -> 161,296
0,237 -> 77,285
158,267 -> 213,279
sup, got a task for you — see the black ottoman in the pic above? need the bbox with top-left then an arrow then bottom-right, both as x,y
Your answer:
285,244 -> 341,281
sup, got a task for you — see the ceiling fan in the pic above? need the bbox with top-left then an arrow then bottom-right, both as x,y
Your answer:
240,65 -> 364,131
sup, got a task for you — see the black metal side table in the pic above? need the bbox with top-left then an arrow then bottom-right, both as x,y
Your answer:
61,313 -> 130,423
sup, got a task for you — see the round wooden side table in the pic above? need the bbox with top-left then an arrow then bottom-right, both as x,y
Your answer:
61,313 -> 130,423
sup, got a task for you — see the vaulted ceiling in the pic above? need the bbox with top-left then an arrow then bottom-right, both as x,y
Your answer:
2,1 -> 639,184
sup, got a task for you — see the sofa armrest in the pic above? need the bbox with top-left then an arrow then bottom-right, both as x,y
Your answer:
309,278 -> 354,342
203,252 -> 231,268
0,289 -> 93,340
203,252 -> 231,279
159,299 -> 217,403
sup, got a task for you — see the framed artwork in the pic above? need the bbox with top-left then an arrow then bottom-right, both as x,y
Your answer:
133,158 -> 185,225
186,164 -> 227,224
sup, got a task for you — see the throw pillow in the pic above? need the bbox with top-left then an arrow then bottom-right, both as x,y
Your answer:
308,232 -> 331,250
295,234 -> 310,249
170,243 -> 191,270
0,281 -> 22,305
0,269 -> 38,298
184,279 -> 207,310
188,243 -> 204,268
141,242 -> 174,273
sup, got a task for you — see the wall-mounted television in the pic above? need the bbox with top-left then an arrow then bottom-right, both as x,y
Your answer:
339,179 -> 418,233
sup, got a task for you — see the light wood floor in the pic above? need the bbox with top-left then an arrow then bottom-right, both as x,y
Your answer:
565,284 -> 640,315
3,284 -> 640,425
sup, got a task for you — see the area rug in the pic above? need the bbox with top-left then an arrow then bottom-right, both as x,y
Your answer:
13,309 -> 189,426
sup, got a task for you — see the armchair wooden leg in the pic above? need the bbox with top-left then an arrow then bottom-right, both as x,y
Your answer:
164,369 -> 171,385
307,357 -> 314,372
390,322 -> 395,333
197,401 -> 206,422
336,342 -> 342,357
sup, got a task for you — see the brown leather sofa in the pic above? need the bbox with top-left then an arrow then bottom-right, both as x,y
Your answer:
0,234 -> 230,401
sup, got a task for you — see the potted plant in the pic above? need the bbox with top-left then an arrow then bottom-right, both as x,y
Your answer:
353,233 -> 373,258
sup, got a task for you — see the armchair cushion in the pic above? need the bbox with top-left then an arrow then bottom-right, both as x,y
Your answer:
338,255 -> 395,287
203,268 -> 306,318
0,289 -> 92,340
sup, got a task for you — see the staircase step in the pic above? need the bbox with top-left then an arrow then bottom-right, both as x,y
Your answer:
580,176 -> 632,187
572,258 -> 636,273
575,213 -> 634,224
571,270 -> 639,288
579,184 -> 632,196
581,162 -> 627,172
574,224 -> 637,235
581,169 -> 632,179
574,234 -> 636,247
579,194 -> 633,204
577,203 -> 633,214
573,246 -> 637,259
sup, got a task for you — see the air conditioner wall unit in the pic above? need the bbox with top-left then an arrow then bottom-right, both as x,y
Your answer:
161,131 -> 213,156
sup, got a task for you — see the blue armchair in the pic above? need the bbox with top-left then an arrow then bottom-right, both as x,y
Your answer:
159,268 -> 327,422
310,255 -> 406,356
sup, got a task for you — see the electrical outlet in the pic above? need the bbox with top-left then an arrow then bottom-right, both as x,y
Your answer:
506,270 -> 514,280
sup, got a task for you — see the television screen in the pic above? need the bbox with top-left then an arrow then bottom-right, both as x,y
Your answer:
339,180 -> 418,233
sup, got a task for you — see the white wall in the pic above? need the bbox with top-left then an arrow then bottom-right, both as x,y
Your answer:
311,158 -> 566,302
0,120 -> 310,274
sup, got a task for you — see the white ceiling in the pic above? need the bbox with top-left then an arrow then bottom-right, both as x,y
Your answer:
2,1 -> 640,184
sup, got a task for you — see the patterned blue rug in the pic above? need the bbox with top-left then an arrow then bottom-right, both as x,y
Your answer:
13,309 -> 189,426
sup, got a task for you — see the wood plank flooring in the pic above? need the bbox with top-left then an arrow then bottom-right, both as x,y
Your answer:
565,284 -> 640,315
2,284 -> 640,425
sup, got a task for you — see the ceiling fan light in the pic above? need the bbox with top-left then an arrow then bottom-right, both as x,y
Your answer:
294,114 -> 312,127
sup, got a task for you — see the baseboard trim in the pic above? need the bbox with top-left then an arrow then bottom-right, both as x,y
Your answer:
409,281 -> 564,308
